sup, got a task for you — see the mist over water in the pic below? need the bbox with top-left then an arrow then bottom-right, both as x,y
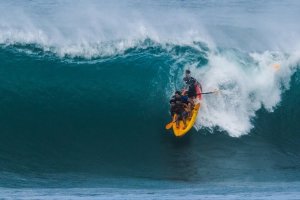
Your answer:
1,0 -> 300,52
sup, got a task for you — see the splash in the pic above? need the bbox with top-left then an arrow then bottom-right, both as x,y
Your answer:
191,50 -> 300,137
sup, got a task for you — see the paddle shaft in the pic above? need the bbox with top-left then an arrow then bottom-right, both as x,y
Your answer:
197,91 -> 216,95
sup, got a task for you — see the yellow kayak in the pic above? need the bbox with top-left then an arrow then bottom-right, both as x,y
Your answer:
167,84 -> 202,137
172,103 -> 201,137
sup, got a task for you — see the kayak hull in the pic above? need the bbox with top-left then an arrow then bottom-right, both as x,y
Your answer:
172,84 -> 202,137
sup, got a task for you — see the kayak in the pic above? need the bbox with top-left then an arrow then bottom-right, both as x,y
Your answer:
172,84 -> 202,137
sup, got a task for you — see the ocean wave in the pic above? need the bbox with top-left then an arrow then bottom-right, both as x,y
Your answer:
1,39 -> 300,138
0,0 -> 300,138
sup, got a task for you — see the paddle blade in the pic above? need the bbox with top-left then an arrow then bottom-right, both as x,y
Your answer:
165,122 -> 174,130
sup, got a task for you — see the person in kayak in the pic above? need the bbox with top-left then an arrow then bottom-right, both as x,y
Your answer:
182,90 -> 194,119
170,91 -> 183,103
170,90 -> 194,119
183,69 -> 202,98
170,99 -> 188,129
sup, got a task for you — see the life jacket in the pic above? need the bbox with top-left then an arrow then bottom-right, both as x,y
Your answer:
181,95 -> 189,104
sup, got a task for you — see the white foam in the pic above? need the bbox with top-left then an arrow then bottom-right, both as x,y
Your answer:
190,50 -> 300,137
0,1 -> 212,58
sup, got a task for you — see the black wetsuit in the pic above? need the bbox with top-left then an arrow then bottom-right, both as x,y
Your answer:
183,77 -> 197,98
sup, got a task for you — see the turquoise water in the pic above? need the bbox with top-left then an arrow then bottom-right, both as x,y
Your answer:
0,0 -> 300,199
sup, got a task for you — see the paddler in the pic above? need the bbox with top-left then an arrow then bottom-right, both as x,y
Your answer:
183,69 -> 202,99
170,90 -> 193,119
170,91 -> 183,103
182,90 -> 194,119
170,100 -> 188,129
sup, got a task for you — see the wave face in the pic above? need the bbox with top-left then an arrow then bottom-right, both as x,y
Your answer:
0,0 -> 300,188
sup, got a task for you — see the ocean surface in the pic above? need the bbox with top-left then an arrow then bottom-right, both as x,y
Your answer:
0,0 -> 300,199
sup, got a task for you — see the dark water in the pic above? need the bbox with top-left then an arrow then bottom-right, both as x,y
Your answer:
0,0 -> 300,199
